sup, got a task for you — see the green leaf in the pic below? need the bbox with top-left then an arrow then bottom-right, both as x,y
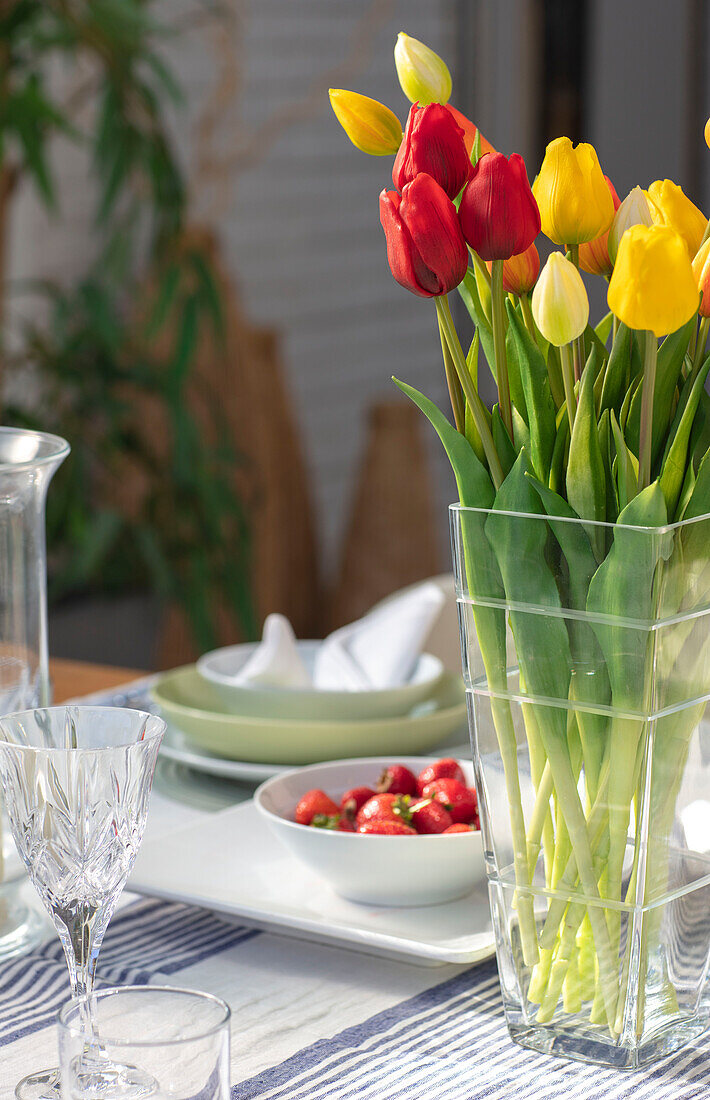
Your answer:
595,311 -> 614,347
486,452 -> 572,709
491,406 -> 516,478
587,482 -> 668,709
610,410 -> 638,512
458,269 -> 495,376
659,356 -> 710,518
684,446 -> 710,521
599,322 -> 631,416
583,321 -> 609,370
392,378 -> 494,508
597,409 -> 618,524
625,318 -> 695,465
549,410 -> 570,496
566,360 -> 606,559
393,376 -> 508,692
505,300 -> 556,482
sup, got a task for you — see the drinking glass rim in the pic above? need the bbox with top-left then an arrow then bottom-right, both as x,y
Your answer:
0,706 -> 166,753
0,427 -> 70,471
58,985 -> 231,1047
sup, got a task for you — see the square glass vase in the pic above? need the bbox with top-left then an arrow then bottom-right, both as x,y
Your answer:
451,502 -> 710,1070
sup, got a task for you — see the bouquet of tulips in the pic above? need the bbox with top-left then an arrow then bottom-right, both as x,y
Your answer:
330,33 -> 710,1045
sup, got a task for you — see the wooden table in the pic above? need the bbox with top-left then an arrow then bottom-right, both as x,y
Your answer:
51,658 -> 145,703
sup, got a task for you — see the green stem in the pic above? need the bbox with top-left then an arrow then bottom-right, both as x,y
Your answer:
559,342 -> 577,429
638,330 -> 657,491
520,292 -> 539,347
491,259 -> 513,440
689,315 -> 710,389
435,295 -> 504,488
437,312 -> 465,432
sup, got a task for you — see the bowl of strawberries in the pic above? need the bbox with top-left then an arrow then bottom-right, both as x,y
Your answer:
254,755 -> 484,906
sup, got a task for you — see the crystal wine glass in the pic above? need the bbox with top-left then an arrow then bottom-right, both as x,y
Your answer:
0,705 -> 165,1100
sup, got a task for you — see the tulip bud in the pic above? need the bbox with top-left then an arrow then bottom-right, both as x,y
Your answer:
329,89 -> 402,156
578,176 -> 620,276
487,242 -> 540,295
393,103 -> 471,200
608,224 -> 699,338
379,173 -> 468,298
394,32 -> 452,106
459,152 -> 540,261
533,137 -> 615,246
531,251 -> 589,347
607,186 -> 653,264
692,238 -> 710,318
646,179 -> 706,257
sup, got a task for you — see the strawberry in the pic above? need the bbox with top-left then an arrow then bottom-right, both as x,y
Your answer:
409,798 -> 452,834
337,816 -> 357,832
443,823 -> 475,834
357,819 -> 416,836
422,778 -> 477,824
355,792 -> 400,828
417,757 -> 466,795
295,789 -> 339,826
377,764 -> 418,796
340,785 -> 376,820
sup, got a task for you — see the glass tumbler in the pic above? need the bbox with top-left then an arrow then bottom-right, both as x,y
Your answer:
0,706 -> 165,1099
58,986 -> 231,1099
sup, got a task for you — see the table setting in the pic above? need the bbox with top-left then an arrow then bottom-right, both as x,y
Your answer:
2,24 -> 710,1100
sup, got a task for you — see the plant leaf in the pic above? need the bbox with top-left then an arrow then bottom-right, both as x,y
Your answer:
566,360 -> 606,559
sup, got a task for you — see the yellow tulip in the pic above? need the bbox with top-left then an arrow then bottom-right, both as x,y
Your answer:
533,137 -> 615,246
692,238 -> 710,318
394,32 -> 452,106
705,117 -> 710,150
329,89 -> 402,156
608,224 -> 699,337
531,251 -> 589,346
646,179 -> 706,257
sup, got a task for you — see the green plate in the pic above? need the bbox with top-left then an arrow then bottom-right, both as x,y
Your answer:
151,665 -> 467,765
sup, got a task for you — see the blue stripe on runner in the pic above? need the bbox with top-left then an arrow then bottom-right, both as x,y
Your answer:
0,898 -> 260,1047
231,957 -> 710,1100
231,964 -> 497,1100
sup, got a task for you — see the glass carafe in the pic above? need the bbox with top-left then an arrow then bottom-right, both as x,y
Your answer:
0,427 -> 69,961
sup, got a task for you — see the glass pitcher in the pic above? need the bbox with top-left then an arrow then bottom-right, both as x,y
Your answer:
0,427 -> 69,960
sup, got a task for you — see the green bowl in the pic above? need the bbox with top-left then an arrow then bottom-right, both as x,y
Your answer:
151,665 -> 466,765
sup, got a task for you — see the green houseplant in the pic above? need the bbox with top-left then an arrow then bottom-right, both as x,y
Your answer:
0,0 -> 256,652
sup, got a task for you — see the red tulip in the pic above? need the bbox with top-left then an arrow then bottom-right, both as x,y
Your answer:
446,104 -> 496,160
458,152 -> 540,261
379,173 -> 468,297
393,103 -> 471,201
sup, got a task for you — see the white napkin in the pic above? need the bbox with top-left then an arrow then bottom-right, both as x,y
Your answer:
230,613 -> 311,688
313,583 -> 445,690
225,583 -> 445,692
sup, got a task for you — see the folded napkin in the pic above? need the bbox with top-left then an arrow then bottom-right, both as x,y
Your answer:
230,613 -> 311,688
228,582 -> 446,692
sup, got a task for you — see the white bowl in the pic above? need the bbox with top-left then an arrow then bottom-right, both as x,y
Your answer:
196,642 -> 444,720
254,756 -> 484,907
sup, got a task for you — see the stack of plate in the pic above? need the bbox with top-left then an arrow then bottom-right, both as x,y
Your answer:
151,639 -> 467,782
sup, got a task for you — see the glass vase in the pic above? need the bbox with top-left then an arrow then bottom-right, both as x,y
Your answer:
451,502 -> 710,1070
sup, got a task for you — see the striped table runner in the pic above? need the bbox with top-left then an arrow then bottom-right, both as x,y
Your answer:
1,896 -> 709,1099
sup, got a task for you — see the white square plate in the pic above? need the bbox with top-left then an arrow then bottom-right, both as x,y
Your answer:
129,800 -> 496,967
